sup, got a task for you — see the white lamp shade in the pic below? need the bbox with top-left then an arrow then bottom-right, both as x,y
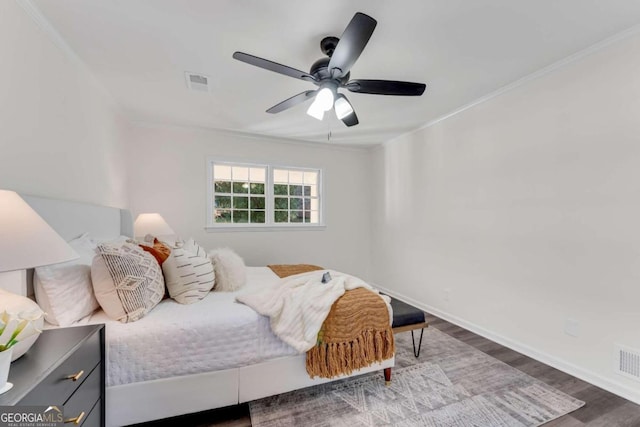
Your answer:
134,213 -> 175,238
0,190 -> 78,272
334,95 -> 354,120
306,101 -> 325,121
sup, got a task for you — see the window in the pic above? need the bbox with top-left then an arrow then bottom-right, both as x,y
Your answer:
207,160 -> 322,229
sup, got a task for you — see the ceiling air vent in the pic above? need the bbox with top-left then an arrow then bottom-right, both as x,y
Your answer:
185,72 -> 210,92
614,344 -> 640,381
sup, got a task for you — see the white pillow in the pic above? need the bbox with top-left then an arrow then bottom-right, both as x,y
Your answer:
34,233 -> 100,326
163,238 -> 214,304
209,248 -> 246,292
91,242 -> 164,323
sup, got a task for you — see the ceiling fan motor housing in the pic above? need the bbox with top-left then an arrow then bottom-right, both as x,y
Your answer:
310,57 -> 350,83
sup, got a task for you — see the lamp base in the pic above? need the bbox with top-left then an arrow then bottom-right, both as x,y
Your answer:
0,382 -> 13,395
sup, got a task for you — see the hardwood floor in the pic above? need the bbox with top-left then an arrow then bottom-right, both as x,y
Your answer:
135,313 -> 640,427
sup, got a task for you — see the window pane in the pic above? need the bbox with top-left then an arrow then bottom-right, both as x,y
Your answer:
274,169 -> 288,184
250,197 -> 265,209
289,171 -> 303,184
215,209 -> 231,223
310,199 -> 319,210
233,196 -> 248,209
250,211 -> 265,223
304,211 -> 311,223
233,182 -> 249,193
290,198 -> 302,209
303,172 -> 317,185
250,183 -> 265,194
249,168 -> 266,182
214,181 -> 231,193
274,210 -> 288,223
304,198 -> 311,210
310,211 -> 319,223
290,210 -> 303,223
232,167 -> 249,181
309,185 -> 318,197
233,210 -> 249,223
274,184 -> 288,195
290,185 -> 302,196
274,197 -> 288,209
215,196 -> 231,209
214,165 -> 232,180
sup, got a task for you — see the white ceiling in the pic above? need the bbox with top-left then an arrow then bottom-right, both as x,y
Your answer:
31,0 -> 640,146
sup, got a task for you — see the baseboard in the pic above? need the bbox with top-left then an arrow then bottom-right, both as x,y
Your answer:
375,284 -> 640,405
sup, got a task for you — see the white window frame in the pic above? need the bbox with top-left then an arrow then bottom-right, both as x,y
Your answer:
205,159 -> 325,231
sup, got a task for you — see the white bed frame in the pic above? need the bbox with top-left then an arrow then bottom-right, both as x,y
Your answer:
11,194 -> 394,427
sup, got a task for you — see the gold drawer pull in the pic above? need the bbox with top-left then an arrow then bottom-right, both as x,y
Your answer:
66,370 -> 84,381
65,411 -> 85,425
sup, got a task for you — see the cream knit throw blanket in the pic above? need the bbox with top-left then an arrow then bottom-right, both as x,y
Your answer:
236,270 -> 371,352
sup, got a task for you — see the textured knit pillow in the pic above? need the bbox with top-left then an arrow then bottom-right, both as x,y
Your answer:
91,242 -> 165,322
209,248 -> 246,292
162,238 -> 215,304
34,233 -> 100,326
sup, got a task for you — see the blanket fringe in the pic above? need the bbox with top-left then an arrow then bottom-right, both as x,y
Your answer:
306,329 -> 395,378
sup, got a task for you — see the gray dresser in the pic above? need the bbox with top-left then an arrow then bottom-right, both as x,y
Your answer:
0,324 -> 105,426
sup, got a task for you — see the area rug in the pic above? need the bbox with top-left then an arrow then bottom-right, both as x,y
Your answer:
250,327 -> 584,426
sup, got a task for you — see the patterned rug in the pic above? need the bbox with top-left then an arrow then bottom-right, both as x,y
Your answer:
250,327 -> 584,426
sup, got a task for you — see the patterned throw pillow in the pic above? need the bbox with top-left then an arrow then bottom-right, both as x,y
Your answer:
139,238 -> 171,266
162,238 -> 215,304
91,242 -> 165,322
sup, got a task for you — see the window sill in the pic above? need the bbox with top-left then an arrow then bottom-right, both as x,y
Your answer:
204,224 -> 326,233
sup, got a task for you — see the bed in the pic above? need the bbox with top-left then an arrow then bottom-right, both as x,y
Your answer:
12,195 -> 395,427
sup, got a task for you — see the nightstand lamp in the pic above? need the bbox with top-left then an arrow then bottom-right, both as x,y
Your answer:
0,190 -> 78,393
134,213 -> 176,243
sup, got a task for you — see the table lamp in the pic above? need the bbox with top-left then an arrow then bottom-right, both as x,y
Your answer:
0,190 -> 78,392
134,213 -> 176,243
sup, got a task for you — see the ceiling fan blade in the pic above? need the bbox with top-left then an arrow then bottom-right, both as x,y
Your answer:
345,79 -> 426,96
266,90 -> 317,114
328,13 -> 377,78
233,52 -> 316,82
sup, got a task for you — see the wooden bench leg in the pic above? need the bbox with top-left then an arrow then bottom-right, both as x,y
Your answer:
411,328 -> 424,358
384,367 -> 391,385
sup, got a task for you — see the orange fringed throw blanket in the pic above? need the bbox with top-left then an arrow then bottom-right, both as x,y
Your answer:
268,265 -> 395,379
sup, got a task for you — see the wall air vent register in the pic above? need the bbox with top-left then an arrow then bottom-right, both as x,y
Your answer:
614,344 -> 640,382
185,72 -> 210,92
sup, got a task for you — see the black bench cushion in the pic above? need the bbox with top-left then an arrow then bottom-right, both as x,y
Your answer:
388,296 -> 425,328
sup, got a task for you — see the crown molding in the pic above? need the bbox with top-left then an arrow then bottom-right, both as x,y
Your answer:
130,120 -> 374,152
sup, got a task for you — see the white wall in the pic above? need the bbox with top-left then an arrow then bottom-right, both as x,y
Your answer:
371,32 -> 640,403
0,1 -> 128,208
126,124 -> 372,278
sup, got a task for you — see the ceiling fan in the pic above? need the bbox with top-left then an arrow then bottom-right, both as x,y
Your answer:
232,12 -> 426,127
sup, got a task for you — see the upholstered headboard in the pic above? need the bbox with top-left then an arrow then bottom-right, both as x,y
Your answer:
22,194 -> 133,241
0,194 -> 133,296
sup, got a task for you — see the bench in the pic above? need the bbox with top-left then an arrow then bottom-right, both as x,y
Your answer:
383,296 -> 428,384
389,296 -> 428,357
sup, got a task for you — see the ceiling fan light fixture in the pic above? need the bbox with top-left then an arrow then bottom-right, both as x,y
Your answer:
334,96 -> 354,120
306,102 -> 325,121
315,87 -> 334,111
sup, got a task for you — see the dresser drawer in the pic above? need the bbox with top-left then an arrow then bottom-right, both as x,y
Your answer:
81,399 -> 102,427
20,331 -> 101,405
64,365 -> 101,425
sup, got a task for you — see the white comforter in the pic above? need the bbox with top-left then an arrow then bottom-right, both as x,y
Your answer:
236,270 -> 388,352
